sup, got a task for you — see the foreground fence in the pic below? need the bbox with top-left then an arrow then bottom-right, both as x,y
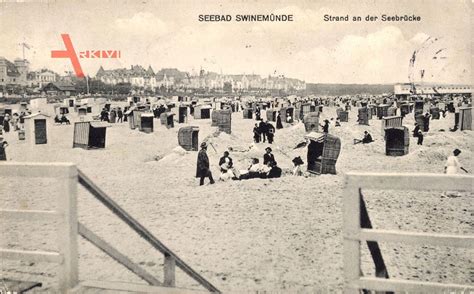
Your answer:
0,163 -> 79,292
0,162 -> 220,293
343,172 -> 474,293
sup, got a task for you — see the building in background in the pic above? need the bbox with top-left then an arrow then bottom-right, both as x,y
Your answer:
394,83 -> 472,99
40,81 -> 77,96
96,65 -> 156,89
96,65 -> 306,93
28,69 -> 58,88
0,57 -> 29,86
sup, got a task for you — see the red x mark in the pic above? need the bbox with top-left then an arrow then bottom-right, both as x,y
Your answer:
51,34 -> 85,78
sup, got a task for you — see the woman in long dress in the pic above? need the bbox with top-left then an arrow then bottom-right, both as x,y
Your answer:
444,149 -> 468,197
0,137 -> 8,161
444,149 -> 467,174
276,113 -> 283,129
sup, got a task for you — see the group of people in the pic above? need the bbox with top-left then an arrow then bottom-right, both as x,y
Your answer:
196,143 -> 282,185
100,107 -> 124,123
253,120 -> 275,144
54,114 -> 71,124
2,112 -> 29,132
275,112 -> 293,129
152,104 -> 168,118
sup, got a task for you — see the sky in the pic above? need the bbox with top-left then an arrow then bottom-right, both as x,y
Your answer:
0,0 -> 471,84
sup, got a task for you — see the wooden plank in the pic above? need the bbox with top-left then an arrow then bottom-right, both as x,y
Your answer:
0,279 -> 42,293
342,183 -> 360,294
164,254 -> 176,287
78,222 -> 162,286
0,248 -> 62,263
359,229 -> 474,248
356,277 -> 474,292
77,169 -> 221,293
77,280 -> 209,293
0,162 -> 77,178
57,169 -> 79,292
346,172 -> 473,192
0,209 -> 60,221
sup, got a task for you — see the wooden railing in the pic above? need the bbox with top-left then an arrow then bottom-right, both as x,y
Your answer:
0,162 -> 220,293
77,169 -> 221,293
343,172 -> 474,294
0,162 -> 79,292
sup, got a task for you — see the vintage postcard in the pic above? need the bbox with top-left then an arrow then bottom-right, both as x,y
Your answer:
0,0 -> 472,293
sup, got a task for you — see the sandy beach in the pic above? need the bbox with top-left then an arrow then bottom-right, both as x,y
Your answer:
1,103 -> 473,293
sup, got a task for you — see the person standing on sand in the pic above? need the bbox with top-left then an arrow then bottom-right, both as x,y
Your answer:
117,107 -> 123,123
445,149 -> 468,174
276,112 -> 283,129
417,130 -> 423,145
253,123 -> 261,143
413,123 -> 420,137
196,142 -> 215,186
320,119 -> 330,133
0,136 -> 8,161
100,108 -> 109,122
423,112 -> 431,132
3,114 -> 10,133
259,120 -> 268,143
267,122 -> 275,144
255,105 -> 261,121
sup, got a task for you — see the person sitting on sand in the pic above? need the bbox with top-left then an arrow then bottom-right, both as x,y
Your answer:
292,156 -> 304,176
239,158 -> 262,180
265,161 -> 282,179
219,151 -> 233,171
263,147 -> 275,165
354,131 -> 373,144
61,114 -> 70,125
335,117 -> 341,127
54,114 -> 70,125
248,158 -> 262,174
218,151 -> 236,181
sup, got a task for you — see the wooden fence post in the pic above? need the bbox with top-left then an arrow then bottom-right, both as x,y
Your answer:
343,177 -> 361,294
164,253 -> 176,287
57,164 -> 79,292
